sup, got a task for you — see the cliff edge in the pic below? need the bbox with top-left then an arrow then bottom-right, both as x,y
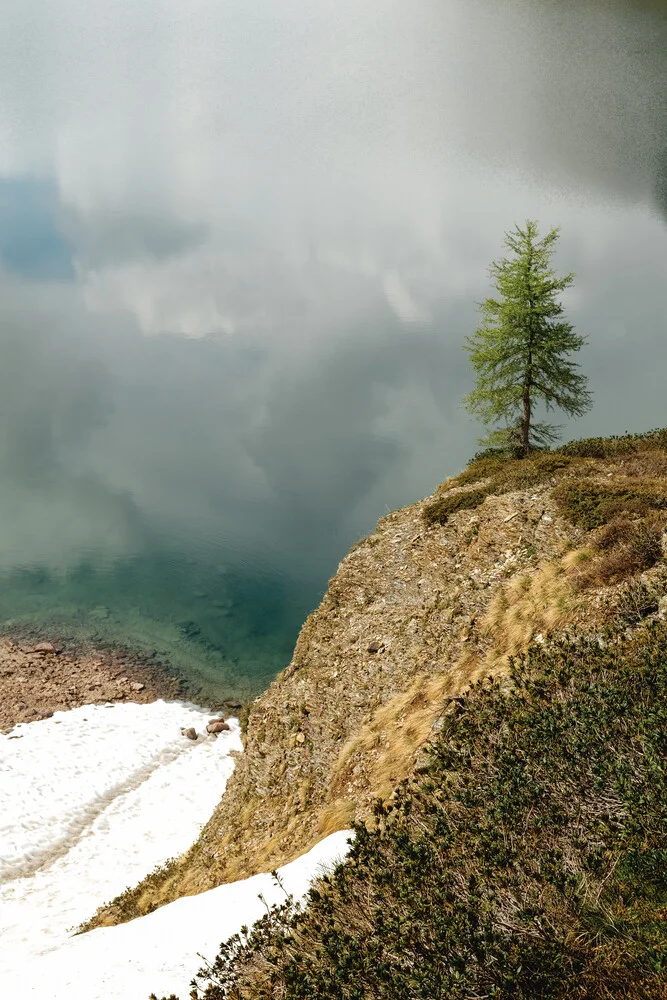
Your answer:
85,430 -> 667,928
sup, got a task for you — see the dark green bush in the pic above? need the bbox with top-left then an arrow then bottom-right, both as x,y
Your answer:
160,625 -> 667,1000
554,482 -> 667,530
557,428 -> 667,459
422,487 -> 488,525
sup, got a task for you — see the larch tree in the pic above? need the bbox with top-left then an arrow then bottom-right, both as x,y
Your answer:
463,220 -> 591,457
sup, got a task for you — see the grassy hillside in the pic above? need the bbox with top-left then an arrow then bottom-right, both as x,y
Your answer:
158,621 -> 667,999
90,429 -> 667,935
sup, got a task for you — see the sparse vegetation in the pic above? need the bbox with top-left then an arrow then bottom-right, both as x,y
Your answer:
422,453 -> 578,527
156,625 -> 667,999
615,580 -> 662,626
458,450 -> 574,492
429,429 -> 667,522
575,516 -> 665,588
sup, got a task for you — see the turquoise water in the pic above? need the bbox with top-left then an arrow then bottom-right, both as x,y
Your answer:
0,554 -> 312,702
0,0 -> 665,699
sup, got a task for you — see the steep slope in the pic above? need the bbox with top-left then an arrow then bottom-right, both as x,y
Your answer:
179,625 -> 667,1000
86,430 -> 667,928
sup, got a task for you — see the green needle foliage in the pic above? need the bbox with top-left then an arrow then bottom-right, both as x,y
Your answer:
464,220 -> 591,456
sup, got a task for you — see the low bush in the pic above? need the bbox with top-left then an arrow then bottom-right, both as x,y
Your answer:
453,451 -> 573,494
573,516 -> 665,589
615,580 -> 662,626
422,487 -> 488,525
157,626 -> 667,1000
447,429 -> 667,502
554,481 -> 667,531
557,428 -> 667,459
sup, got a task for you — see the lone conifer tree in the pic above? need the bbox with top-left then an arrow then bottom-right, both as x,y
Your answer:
463,220 -> 591,456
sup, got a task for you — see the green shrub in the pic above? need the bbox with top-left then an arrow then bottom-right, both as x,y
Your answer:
444,451 -> 574,498
422,487 -> 488,525
161,626 -> 667,1000
449,429 -> 667,498
615,580 -> 661,626
554,482 -> 667,530
557,428 -> 667,459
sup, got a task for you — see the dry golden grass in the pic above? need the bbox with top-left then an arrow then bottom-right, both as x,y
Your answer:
329,653 -> 487,813
317,799 -> 357,837
482,553 -> 586,666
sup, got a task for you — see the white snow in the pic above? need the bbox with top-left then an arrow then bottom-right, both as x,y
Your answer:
0,701 -> 352,1000
0,701 -> 242,964
0,829 -> 352,999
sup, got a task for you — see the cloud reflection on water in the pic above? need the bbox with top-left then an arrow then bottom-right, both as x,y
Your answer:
0,0 -> 664,688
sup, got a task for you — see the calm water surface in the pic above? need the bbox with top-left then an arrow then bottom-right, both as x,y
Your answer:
0,0 -> 665,699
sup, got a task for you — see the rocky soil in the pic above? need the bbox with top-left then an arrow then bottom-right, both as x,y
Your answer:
0,638 -> 185,733
87,482 -> 590,926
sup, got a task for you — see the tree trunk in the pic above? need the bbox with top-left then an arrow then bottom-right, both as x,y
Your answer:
522,387 -> 531,457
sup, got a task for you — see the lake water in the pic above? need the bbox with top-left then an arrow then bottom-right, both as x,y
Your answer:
0,0 -> 665,700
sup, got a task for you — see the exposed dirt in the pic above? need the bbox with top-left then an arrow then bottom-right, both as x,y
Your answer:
0,638 -> 186,734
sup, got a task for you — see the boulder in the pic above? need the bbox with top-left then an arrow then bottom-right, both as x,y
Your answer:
130,682 -> 146,692
33,642 -> 57,654
224,700 -> 243,711
206,720 -> 230,734
367,640 -> 384,654
182,727 -> 198,741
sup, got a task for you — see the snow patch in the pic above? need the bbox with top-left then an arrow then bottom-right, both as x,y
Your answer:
1,831 -> 352,999
0,701 -> 242,965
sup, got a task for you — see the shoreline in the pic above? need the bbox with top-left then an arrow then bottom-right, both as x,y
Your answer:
0,635 -> 193,733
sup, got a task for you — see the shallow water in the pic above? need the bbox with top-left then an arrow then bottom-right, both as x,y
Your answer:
0,0 -> 665,697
